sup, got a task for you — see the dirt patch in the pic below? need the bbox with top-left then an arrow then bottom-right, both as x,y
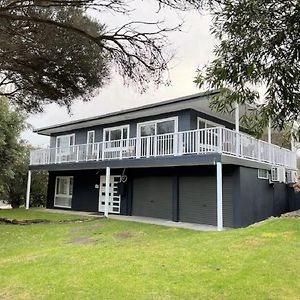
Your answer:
114,231 -> 134,240
244,238 -> 265,247
69,236 -> 95,244
0,217 -> 99,225
69,223 -> 104,233
281,210 -> 300,219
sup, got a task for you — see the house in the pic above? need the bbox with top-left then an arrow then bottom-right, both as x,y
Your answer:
27,91 -> 297,229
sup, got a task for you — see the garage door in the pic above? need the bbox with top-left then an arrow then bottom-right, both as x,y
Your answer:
179,176 -> 233,227
132,177 -> 173,220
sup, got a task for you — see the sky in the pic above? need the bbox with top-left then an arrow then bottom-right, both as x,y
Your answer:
22,2 -> 215,147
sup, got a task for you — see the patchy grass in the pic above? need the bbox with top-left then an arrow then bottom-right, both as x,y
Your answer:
0,209 -> 299,299
0,208 -> 93,221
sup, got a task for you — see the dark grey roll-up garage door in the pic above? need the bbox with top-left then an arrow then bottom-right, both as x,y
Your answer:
179,176 -> 233,227
132,176 -> 173,220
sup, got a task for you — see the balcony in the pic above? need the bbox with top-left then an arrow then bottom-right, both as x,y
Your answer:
30,127 -> 297,170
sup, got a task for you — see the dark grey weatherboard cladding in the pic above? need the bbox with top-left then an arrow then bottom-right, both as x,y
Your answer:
47,169 -> 130,214
47,170 -> 100,212
178,176 -> 233,227
45,165 -> 291,228
236,166 -> 289,227
47,107 -> 246,149
132,177 -> 173,220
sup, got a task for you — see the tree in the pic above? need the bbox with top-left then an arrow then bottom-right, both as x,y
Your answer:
0,97 -> 26,196
6,143 -> 48,208
195,0 -> 300,136
0,0 -> 200,113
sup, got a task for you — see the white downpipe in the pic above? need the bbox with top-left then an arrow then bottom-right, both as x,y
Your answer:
25,170 -> 32,210
216,162 -> 223,231
104,167 -> 110,217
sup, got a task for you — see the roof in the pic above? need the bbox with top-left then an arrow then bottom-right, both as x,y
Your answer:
34,90 -> 246,136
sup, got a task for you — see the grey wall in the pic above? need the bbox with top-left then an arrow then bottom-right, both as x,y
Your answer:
46,165 -> 290,228
236,166 -> 289,227
47,169 -> 130,214
49,109 -> 237,148
47,170 -> 100,212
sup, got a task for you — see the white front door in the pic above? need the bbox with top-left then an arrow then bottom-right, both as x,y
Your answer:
98,176 -> 121,214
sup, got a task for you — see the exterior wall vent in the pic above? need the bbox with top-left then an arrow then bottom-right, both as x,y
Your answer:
286,170 -> 298,184
271,166 -> 286,183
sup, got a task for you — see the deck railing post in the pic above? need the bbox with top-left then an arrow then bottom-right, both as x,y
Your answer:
96,143 -> 100,161
218,128 -> 223,153
174,132 -> 179,156
76,145 -> 79,162
178,132 -> 183,155
102,142 -> 105,160
119,140 -> 123,160
136,137 -> 141,158
236,132 -> 240,157
146,137 -> 150,158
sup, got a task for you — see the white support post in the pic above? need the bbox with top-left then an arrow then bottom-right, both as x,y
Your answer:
25,170 -> 32,210
235,102 -> 240,156
235,102 -> 240,132
268,119 -> 272,144
268,119 -> 272,162
216,162 -> 223,231
104,167 -> 110,217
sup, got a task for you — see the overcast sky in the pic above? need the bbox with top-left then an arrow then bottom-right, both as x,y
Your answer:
22,3 -> 215,146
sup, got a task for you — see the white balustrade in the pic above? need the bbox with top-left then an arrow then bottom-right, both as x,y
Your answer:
29,127 -> 297,169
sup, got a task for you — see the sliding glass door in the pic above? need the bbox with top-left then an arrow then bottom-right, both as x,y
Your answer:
137,117 -> 177,157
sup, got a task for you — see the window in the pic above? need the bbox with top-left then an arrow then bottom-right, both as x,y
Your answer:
258,169 -> 269,180
104,125 -> 129,147
137,117 -> 178,156
54,176 -> 73,208
138,117 -> 178,137
87,130 -> 96,158
55,134 -> 76,162
197,117 -> 222,129
87,131 -> 95,144
56,134 -> 75,149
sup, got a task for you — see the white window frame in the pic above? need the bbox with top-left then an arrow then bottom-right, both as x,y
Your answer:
87,130 -> 95,144
137,116 -> 179,137
54,176 -> 73,208
55,134 -> 75,162
258,169 -> 269,180
103,125 -> 130,153
197,117 -> 224,129
55,133 -> 75,148
86,130 -> 96,157
55,134 -> 75,155
103,125 -> 130,142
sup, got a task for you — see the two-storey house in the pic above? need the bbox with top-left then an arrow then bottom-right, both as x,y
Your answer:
28,91 -> 297,230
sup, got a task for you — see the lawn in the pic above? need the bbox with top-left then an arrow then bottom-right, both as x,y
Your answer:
0,209 -> 299,299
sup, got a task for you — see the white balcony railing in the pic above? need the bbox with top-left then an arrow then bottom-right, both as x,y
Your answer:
30,127 -> 297,169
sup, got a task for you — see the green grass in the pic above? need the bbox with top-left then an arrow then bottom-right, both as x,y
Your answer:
0,209 -> 299,299
0,208 -> 92,221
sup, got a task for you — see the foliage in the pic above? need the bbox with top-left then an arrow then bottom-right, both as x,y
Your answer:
0,6 -> 109,112
195,0 -> 300,135
0,97 -> 26,195
0,0 -> 200,113
0,99 -> 47,208
0,212 -> 300,299
5,144 -> 48,208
